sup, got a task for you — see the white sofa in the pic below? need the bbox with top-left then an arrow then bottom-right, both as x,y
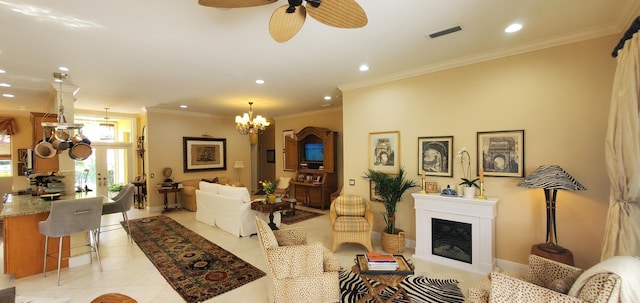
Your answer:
195,181 -> 281,237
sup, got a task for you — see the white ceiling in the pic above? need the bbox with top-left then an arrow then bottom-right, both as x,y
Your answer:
0,0 -> 638,118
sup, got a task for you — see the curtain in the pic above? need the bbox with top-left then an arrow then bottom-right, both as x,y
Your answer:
0,117 -> 18,135
602,31 -> 640,259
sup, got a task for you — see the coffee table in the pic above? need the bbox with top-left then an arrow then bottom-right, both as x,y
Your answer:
352,255 -> 414,303
250,200 -> 291,230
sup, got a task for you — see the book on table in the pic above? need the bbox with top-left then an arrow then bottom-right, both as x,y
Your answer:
365,252 -> 398,270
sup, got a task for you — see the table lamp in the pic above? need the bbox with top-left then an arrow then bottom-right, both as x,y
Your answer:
233,160 -> 245,183
517,165 -> 586,253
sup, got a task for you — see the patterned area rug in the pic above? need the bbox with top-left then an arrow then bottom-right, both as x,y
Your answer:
280,208 -> 324,225
339,270 -> 465,303
127,215 -> 265,303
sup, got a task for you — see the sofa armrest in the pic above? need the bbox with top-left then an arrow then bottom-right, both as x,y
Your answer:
490,272 -> 584,303
273,227 -> 308,246
528,254 -> 584,288
264,242 -> 324,279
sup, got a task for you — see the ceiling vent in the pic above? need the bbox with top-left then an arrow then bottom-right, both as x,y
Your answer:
427,25 -> 462,39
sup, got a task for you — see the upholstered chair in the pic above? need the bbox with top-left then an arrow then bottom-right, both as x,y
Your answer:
273,176 -> 291,197
100,183 -> 135,244
468,254 -> 636,303
329,194 -> 373,252
39,197 -> 104,285
254,217 -> 341,303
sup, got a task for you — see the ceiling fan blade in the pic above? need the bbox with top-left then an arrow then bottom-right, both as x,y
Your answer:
269,4 -> 306,43
198,0 -> 277,8
306,0 -> 367,28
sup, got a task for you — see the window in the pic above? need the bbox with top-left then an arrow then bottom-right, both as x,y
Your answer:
0,133 -> 11,176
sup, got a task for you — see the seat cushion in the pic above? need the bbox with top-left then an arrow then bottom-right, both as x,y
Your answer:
333,216 -> 370,232
334,195 -> 366,216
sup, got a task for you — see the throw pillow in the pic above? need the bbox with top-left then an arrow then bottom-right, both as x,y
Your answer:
201,177 -> 219,183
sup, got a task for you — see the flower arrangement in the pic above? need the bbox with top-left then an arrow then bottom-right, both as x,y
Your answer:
456,147 -> 479,188
260,180 -> 275,194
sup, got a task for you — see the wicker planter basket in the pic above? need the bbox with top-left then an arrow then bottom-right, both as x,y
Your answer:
381,229 -> 405,254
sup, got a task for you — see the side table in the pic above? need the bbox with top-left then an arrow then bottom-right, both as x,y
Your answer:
531,244 -> 574,266
351,265 -> 410,303
250,200 -> 291,230
157,187 -> 182,213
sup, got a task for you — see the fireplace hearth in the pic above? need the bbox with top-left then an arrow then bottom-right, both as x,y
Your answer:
412,193 -> 498,274
432,218 -> 472,263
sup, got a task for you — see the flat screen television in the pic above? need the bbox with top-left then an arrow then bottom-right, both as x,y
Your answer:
304,143 -> 324,162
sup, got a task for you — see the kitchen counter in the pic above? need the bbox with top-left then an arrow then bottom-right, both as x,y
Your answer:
1,192 -> 102,278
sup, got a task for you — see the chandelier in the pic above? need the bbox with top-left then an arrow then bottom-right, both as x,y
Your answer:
235,101 -> 270,135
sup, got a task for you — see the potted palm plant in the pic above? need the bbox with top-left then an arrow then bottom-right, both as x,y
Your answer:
364,167 -> 418,253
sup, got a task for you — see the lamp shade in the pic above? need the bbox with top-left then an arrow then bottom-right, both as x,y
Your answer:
233,160 -> 245,169
517,165 -> 586,191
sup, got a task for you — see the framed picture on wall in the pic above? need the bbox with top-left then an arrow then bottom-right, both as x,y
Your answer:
183,137 -> 227,172
476,130 -> 524,178
417,136 -> 453,177
368,131 -> 400,174
266,149 -> 275,163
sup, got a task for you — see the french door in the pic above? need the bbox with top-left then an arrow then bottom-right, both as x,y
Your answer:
74,143 -> 134,198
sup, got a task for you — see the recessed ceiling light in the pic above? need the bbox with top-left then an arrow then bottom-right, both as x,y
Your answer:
505,23 -> 523,33
58,66 -> 69,71
180,105 -> 187,109
0,69 -> 5,74
2,94 -> 15,98
0,83 -> 10,87
359,64 -> 369,72
324,96 -> 331,101
256,79 -> 265,84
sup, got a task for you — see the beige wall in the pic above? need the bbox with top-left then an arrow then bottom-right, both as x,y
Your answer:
342,34 -> 618,269
273,107 -> 344,185
145,110 -> 253,209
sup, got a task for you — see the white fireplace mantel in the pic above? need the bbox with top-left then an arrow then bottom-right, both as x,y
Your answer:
412,193 -> 499,274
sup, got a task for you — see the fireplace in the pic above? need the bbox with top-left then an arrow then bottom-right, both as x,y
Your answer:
432,218 -> 472,263
412,193 -> 498,274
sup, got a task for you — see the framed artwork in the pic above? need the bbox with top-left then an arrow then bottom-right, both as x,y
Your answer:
369,180 -> 383,202
266,149 -> 275,163
369,131 -> 400,174
417,136 -> 453,177
477,130 -> 525,178
183,137 -> 227,172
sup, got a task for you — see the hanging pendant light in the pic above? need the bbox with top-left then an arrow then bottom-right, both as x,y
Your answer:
99,107 -> 115,141
41,72 -> 84,130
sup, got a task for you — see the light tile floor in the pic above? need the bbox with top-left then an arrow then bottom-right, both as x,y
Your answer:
0,206 -> 487,302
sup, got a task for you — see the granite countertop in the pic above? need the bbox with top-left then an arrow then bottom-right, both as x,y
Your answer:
0,193 -> 104,218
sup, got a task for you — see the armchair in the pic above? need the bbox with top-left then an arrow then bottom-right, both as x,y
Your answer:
273,176 -> 291,197
468,254 -> 633,303
329,194 -> 373,252
254,217 -> 341,303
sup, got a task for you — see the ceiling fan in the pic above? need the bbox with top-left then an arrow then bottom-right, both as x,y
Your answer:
198,0 -> 368,43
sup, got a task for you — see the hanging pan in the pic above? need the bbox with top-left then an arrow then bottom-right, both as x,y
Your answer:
69,142 -> 92,161
33,129 -> 56,159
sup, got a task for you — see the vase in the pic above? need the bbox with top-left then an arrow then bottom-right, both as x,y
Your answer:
267,194 -> 277,204
457,185 -> 464,197
381,229 -> 405,254
463,186 -> 476,199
